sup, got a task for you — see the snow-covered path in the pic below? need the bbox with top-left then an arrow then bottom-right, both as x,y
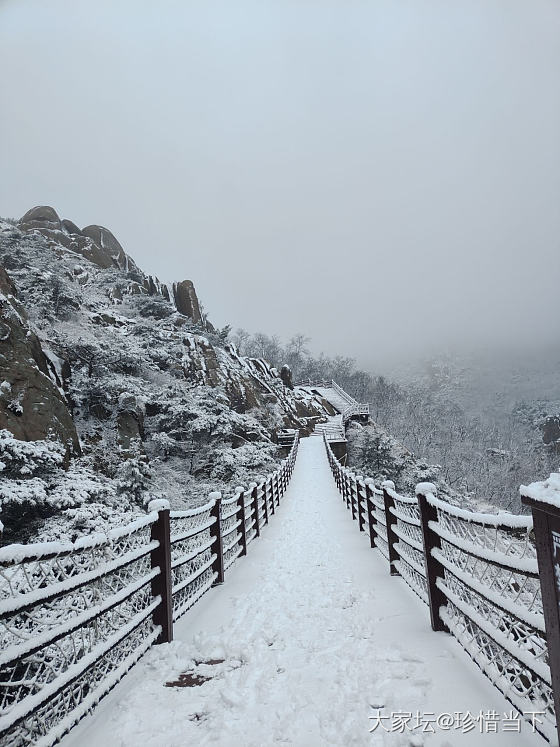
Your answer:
312,386 -> 351,415
64,439 -> 541,746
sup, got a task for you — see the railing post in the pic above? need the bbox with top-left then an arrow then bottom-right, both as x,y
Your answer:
267,474 -> 275,515
365,479 -> 376,548
357,476 -> 364,531
260,480 -> 269,524
350,475 -> 357,520
275,473 -> 280,507
236,487 -> 247,556
251,482 -> 261,537
416,484 -> 448,633
209,491 -> 224,585
521,487 -> 560,746
382,481 -> 400,576
149,499 -> 173,644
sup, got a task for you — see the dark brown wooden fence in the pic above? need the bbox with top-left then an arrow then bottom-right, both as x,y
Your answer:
0,434 -> 299,747
324,433 -> 556,743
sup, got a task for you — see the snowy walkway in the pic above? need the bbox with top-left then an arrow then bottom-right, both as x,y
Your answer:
312,386 -> 351,415
311,413 -> 345,440
63,439 -> 541,747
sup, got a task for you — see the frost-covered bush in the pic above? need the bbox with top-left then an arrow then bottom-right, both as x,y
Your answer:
132,295 -> 174,320
0,431 -> 120,544
53,467 -> 117,508
346,423 -> 448,499
0,430 -> 64,477
115,453 -> 152,507
208,443 -> 280,483
50,276 -> 82,319
38,502 -> 143,542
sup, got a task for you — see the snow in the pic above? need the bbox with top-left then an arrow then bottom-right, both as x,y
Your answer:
431,524 -> 538,574
108,514 -> 157,541
0,539 -> 74,565
0,514 -> 157,565
62,439 -> 541,747
415,482 -> 438,497
436,577 -> 551,686
427,494 -> 533,530
431,547 -> 545,633
147,498 -> 170,513
312,414 -> 345,439
312,385 -> 356,414
0,569 -> 158,666
0,600 -> 160,734
170,498 -> 215,519
0,542 -> 158,616
521,472 -> 560,509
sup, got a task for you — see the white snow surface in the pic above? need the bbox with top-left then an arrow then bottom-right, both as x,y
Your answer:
312,386 -> 353,415
62,439 -> 541,747
521,471 -> 560,508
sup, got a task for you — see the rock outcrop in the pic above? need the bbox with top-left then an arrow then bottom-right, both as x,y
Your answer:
81,224 -> 138,273
116,394 -> 145,452
0,265 -> 79,452
19,206 -> 62,230
173,280 -> 202,323
280,364 -> 293,389
18,206 -> 140,274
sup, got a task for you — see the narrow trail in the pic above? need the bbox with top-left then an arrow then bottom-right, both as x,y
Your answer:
64,439 -> 540,746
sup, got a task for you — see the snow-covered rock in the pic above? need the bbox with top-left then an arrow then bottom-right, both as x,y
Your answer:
0,211 -> 332,544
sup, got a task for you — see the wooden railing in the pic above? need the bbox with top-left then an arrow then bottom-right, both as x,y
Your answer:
0,434 -> 299,747
324,433 -> 556,743
297,379 -> 370,426
294,378 -> 332,388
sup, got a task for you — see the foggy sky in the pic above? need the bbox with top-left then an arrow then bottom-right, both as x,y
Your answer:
1,0 -> 559,371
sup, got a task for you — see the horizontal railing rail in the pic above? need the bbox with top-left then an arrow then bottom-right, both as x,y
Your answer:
294,378 -> 332,388
0,433 -> 300,747
341,402 -> 370,424
0,514 -> 161,747
323,433 -> 556,743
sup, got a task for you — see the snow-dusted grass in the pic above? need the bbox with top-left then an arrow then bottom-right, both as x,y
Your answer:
63,439 -> 541,746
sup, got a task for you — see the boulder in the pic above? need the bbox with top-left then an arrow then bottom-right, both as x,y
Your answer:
17,208 -> 112,268
116,394 -> 145,452
19,205 -> 62,230
81,224 -> 139,272
173,280 -> 202,323
69,235 -> 116,269
0,265 -> 80,452
182,336 -> 220,386
280,364 -> 294,389
61,219 -> 83,235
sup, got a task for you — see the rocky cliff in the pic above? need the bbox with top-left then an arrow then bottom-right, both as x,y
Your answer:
0,207 -> 331,543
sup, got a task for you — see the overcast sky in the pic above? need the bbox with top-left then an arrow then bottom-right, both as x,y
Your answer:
1,0 -> 559,370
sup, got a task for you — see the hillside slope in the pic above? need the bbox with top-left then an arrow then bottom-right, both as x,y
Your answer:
0,207 -> 331,543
